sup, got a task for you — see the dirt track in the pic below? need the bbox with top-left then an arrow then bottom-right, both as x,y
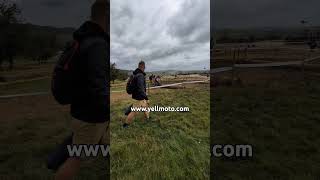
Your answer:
0,95 -> 67,122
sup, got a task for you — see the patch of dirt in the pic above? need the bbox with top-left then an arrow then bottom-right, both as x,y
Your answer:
111,92 -> 131,103
0,95 -> 67,123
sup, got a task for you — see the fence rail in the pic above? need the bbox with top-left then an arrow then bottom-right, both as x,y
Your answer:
211,55 -> 320,74
0,80 -> 209,99
1,53 -> 319,99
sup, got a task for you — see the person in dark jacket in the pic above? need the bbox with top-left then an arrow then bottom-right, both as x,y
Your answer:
149,74 -> 154,87
55,1 -> 109,180
70,21 -> 109,123
123,61 -> 150,128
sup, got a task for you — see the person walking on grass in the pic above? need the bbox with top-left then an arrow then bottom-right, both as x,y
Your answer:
55,1 -> 109,180
123,61 -> 150,128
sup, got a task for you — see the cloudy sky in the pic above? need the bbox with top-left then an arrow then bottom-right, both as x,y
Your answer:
212,0 -> 320,29
110,0 -> 210,71
15,0 -> 319,70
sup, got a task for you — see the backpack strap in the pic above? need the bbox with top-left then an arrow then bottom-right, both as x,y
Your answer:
80,37 -> 106,52
63,40 -> 80,70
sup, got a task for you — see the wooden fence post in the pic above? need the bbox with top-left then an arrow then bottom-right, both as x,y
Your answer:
232,48 -> 236,85
237,48 -> 240,62
244,48 -> 248,60
301,58 -> 306,86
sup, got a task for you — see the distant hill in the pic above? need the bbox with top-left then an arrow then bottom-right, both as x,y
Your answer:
0,22 -> 75,61
6,23 -> 75,46
147,70 -> 209,76
22,23 -> 75,46
118,69 -> 209,76
22,23 -> 75,33
119,69 -> 132,75
213,26 -> 317,43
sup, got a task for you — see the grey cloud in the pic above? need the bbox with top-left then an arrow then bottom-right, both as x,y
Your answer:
167,0 -> 210,43
111,0 -> 210,71
143,43 -> 198,62
117,5 -> 133,20
151,56 -> 209,71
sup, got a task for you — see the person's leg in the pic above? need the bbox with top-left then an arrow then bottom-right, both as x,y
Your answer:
137,100 -> 149,121
123,100 -> 150,125
54,120 -> 83,180
126,111 -> 136,124
144,111 -> 150,120
100,121 -> 110,145
55,119 -> 108,179
143,100 -> 150,120
55,158 -> 81,180
123,100 -> 141,126
99,121 -> 110,175
143,111 -> 150,122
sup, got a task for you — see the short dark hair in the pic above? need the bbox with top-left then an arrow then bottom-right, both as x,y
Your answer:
91,1 -> 108,21
139,61 -> 145,67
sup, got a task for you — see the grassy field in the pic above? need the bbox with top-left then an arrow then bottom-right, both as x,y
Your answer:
0,62 -> 53,95
0,95 -> 109,180
0,62 -> 210,179
212,43 -> 320,68
211,68 -> 320,179
0,63 -> 109,180
0,63 -> 109,179
110,82 -> 210,179
0,78 -> 50,95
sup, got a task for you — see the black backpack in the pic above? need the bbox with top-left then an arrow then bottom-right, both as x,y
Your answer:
51,40 -> 80,105
126,74 -> 136,95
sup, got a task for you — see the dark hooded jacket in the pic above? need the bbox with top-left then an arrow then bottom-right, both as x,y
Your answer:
132,68 -> 148,101
70,21 -> 109,123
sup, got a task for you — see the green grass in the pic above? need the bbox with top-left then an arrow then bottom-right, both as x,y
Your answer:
211,72 -> 320,180
111,84 -> 210,179
0,111 -> 109,180
0,78 -> 50,95
0,114 -> 69,179
0,82 -> 208,179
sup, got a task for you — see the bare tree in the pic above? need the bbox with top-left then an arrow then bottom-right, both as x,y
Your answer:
0,0 -> 21,70
0,0 -> 21,25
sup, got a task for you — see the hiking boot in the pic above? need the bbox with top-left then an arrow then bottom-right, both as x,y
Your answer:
145,116 -> 152,122
122,123 -> 129,129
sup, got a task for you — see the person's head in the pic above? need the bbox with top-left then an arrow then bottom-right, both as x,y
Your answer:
91,0 -> 109,32
138,61 -> 145,72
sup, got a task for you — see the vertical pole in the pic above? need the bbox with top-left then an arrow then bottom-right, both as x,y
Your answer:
247,47 -> 249,61
232,48 -> 236,85
245,48 -> 248,60
237,48 -> 240,62
301,59 -> 305,84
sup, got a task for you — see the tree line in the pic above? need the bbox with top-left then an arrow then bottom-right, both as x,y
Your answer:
0,0 -> 67,70
110,62 -> 128,83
